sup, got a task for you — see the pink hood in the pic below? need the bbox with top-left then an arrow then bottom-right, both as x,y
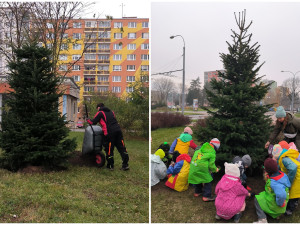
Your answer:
176,154 -> 191,163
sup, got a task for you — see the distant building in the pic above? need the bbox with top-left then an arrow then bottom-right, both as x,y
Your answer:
204,70 -> 225,83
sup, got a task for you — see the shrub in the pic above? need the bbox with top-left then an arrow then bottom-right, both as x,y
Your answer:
151,112 -> 190,130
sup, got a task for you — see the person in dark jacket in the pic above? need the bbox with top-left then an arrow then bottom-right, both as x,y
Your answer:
87,103 -> 129,171
265,106 -> 300,150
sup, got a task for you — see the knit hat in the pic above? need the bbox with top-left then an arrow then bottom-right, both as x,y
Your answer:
264,158 -> 279,175
272,144 -> 283,160
278,141 -> 289,150
242,154 -> 252,167
275,106 -> 286,118
210,138 -> 220,150
184,127 -> 193,135
289,142 -> 298,151
224,162 -> 240,177
154,149 -> 165,159
96,103 -> 105,108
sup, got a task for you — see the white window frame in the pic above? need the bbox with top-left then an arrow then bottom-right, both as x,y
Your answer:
72,54 -> 81,60
99,31 -> 111,38
73,33 -> 81,39
126,87 -> 134,93
98,76 -> 109,82
113,43 -> 122,50
113,76 -> 122,82
127,54 -> 136,61
99,21 -> 111,28
59,54 -> 68,61
98,55 -> 109,60
113,65 -> 122,71
141,54 -> 149,60
114,33 -> 122,39
112,86 -> 121,93
98,65 -> 109,71
141,43 -> 149,50
46,23 -> 53,28
126,76 -> 135,82
114,22 -> 123,28
85,54 -> 96,60
59,64 -> 67,71
141,65 -> 149,71
128,22 -> 137,28
73,75 -> 80,82
142,22 -> 149,28
99,44 -> 110,49
127,65 -> 136,71
113,54 -> 122,61
73,22 -> 82,28
98,86 -> 109,92
142,33 -> 149,39
72,65 -> 81,71
73,44 -> 81,50
60,43 -> 68,50
85,21 -> 97,28
128,33 -> 136,39
127,43 -> 136,50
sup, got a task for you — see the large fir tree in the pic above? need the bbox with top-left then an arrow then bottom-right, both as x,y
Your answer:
186,77 -> 202,106
194,10 -> 273,169
0,43 -> 76,171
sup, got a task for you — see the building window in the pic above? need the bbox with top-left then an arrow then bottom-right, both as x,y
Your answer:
60,22 -> 68,29
73,44 -> 81,50
99,21 -> 111,28
141,76 -> 149,82
62,33 -> 68,39
98,65 -> 109,71
112,86 -> 121,93
59,54 -> 68,61
86,43 -> 96,50
99,31 -> 111,38
126,87 -> 134,93
141,65 -> 149,71
127,65 -> 136,71
84,86 -> 95,92
127,54 -> 136,61
86,33 -> 97,39
142,33 -> 149,39
113,43 -> 122,50
73,33 -> 81,39
73,22 -> 81,28
113,76 -> 121,82
127,43 -> 136,50
46,43 -> 53,49
128,33 -> 136,39
99,44 -> 110,49
85,54 -> 96,60
85,21 -> 97,28
114,22 -> 123,28
113,54 -> 122,61
128,22 -> 137,28
141,54 -> 149,60
98,86 -> 108,92
60,43 -> 68,50
127,76 -> 135,82
73,75 -> 80,82
46,23 -> 53,28
98,54 -> 109,60
85,65 -> 96,70
72,54 -> 81,60
113,65 -> 122,71
46,33 -> 55,39
59,65 -> 67,71
142,22 -> 149,28
114,33 -> 122,39
141,43 -> 149,50
72,65 -> 80,71
98,76 -> 109,82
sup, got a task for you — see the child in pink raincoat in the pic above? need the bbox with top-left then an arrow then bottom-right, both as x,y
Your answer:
215,162 -> 251,223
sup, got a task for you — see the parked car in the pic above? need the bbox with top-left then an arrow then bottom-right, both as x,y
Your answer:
76,120 -> 84,128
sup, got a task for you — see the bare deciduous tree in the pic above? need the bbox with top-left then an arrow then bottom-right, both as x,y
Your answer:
152,77 -> 175,104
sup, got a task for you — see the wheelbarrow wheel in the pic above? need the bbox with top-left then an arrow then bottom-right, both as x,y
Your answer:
95,152 -> 106,168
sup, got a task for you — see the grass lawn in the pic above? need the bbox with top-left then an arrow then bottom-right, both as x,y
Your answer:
0,131 -> 149,223
151,127 -> 300,223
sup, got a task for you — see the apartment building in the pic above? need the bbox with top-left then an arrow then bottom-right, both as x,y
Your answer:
57,17 -> 149,119
204,70 -> 225,83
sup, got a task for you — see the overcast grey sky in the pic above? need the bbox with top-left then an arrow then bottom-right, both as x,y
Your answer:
151,2 -> 300,87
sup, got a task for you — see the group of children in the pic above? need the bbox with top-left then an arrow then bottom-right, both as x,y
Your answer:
151,126 -> 300,223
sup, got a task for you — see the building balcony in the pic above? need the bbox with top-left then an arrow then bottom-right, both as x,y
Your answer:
83,70 -> 109,75
84,28 -> 111,32
85,49 -> 110,53
84,59 -> 110,64
84,38 -> 111,43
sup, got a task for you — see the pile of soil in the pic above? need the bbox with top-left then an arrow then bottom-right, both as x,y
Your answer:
68,151 -> 96,167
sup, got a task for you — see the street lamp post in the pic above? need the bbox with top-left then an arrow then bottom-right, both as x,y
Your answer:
170,35 -> 185,115
281,70 -> 300,113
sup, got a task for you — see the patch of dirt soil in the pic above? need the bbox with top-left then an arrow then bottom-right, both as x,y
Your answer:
68,151 -> 96,167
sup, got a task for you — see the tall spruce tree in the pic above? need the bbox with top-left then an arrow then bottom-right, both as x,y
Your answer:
194,10 -> 273,169
0,43 -> 76,171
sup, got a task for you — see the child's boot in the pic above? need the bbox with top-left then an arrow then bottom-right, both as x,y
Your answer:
233,213 -> 242,223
